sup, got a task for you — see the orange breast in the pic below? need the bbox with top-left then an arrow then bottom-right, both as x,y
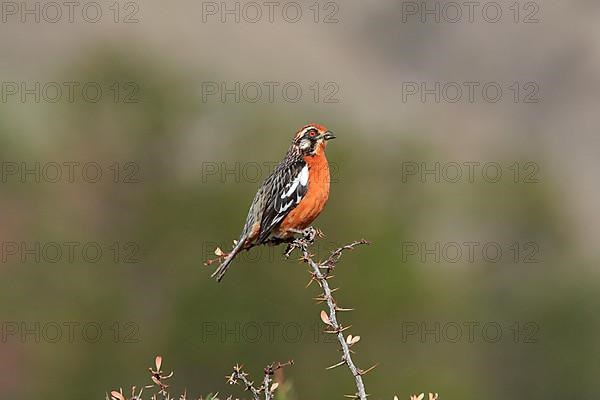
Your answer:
277,153 -> 330,236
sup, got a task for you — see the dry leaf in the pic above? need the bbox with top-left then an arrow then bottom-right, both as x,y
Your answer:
111,391 -> 125,400
270,382 -> 279,391
320,310 -> 332,326
346,335 -> 361,345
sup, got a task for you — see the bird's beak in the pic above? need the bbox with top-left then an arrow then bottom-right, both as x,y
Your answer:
323,131 -> 336,141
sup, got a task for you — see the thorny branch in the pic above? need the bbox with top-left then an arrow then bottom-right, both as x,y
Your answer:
108,236 -> 445,400
109,357 -> 293,400
227,361 -> 293,400
206,231 -> 372,399
286,230 -> 372,400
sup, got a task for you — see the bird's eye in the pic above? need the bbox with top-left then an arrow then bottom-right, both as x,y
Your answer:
308,130 -> 317,137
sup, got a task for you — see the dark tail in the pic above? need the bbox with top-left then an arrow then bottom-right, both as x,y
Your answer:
211,239 -> 245,282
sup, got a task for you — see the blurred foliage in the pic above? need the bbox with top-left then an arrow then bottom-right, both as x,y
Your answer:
0,46 -> 598,400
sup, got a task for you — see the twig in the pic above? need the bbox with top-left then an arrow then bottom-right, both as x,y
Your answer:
226,361 -> 293,400
290,231 -> 371,400
322,240 -> 370,271
262,372 -> 272,400
227,364 -> 261,400
262,361 -> 292,400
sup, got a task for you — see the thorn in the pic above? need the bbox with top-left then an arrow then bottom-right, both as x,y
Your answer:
336,307 -> 355,312
305,273 -> 318,288
359,363 -> 379,376
326,360 -> 347,370
324,325 -> 351,334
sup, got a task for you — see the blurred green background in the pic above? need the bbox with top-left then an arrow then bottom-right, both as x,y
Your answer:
1,1 -> 599,399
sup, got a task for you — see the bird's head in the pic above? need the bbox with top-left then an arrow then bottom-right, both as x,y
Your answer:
292,124 -> 336,156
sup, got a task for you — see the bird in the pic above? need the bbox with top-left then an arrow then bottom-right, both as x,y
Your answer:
211,123 -> 336,282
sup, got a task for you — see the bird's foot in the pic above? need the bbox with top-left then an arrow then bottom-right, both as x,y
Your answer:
284,227 -> 324,258
301,226 -> 324,243
287,226 -> 323,243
